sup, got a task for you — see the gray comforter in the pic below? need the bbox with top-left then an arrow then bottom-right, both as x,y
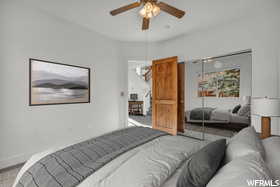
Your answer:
16,127 -> 167,187
190,107 -> 215,120
187,108 -> 250,124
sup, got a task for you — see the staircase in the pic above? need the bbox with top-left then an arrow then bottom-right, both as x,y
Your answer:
143,66 -> 152,82
134,64 -> 152,116
146,103 -> 152,116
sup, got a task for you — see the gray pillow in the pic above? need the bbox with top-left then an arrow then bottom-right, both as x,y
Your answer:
262,137 -> 280,180
225,126 -> 265,163
238,104 -> 250,117
207,154 -> 272,187
177,139 -> 226,187
232,104 -> 241,114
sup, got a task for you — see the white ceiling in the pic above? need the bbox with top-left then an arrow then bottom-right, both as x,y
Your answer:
24,0 -> 276,42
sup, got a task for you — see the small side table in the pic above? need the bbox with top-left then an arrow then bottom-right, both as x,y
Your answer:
128,101 -> 144,115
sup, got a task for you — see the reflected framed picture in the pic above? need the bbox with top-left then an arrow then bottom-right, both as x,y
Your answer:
29,59 -> 90,106
198,68 -> 240,98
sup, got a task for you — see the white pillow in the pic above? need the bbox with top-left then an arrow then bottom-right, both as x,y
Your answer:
207,154 -> 272,187
262,137 -> 280,180
225,126 -> 265,163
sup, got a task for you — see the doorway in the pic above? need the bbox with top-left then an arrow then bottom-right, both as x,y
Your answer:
127,57 -> 184,135
127,60 -> 152,128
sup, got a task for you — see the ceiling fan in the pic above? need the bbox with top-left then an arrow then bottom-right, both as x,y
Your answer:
110,0 -> 186,30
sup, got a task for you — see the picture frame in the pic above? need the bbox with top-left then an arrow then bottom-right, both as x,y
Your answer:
29,58 -> 91,106
198,68 -> 240,98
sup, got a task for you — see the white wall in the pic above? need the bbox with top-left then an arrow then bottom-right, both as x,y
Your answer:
186,53 -> 252,111
0,0 -> 124,169
156,6 -> 280,134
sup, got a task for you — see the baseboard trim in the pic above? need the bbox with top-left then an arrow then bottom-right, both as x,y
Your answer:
0,152 -> 34,170
0,162 -> 25,173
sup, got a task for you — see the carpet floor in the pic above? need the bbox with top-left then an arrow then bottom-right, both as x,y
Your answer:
0,165 -> 22,187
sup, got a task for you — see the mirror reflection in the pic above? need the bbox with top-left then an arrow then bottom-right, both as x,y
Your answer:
185,50 -> 252,139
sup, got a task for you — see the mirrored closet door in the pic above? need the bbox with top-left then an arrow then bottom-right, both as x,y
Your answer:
185,50 -> 252,140
185,58 -> 205,139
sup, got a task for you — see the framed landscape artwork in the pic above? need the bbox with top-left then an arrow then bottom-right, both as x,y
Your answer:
198,68 -> 240,98
29,59 -> 90,106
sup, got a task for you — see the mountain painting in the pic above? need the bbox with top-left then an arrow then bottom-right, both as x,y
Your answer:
30,59 -> 90,105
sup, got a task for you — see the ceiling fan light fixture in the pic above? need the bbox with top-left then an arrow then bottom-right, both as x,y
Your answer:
145,2 -> 153,12
147,12 -> 153,18
139,7 -> 146,17
110,0 -> 185,30
139,2 -> 161,19
152,5 -> 161,16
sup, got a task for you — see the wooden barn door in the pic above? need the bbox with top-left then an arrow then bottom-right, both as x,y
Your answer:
152,57 -> 178,135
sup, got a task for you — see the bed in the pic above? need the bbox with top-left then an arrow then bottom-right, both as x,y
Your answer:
13,127 -> 207,187
186,107 -> 250,131
13,126 -> 279,187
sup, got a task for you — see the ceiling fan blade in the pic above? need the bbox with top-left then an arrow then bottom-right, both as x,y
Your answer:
157,2 -> 185,18
110,2 -> 141,16
142,18 -> 150,30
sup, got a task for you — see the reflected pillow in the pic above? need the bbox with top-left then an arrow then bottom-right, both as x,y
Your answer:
238,104 -> 250,117
177,139 -> 226,187
232,104 -> 241,114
